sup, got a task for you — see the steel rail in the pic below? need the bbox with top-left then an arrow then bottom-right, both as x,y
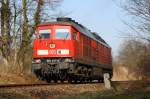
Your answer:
0,81 -> 149,88
0,83 -> 65,88
0,82 -> 103,88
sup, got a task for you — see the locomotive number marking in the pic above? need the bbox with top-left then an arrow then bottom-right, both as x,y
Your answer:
49,50 -> 57,55
37,49 -> 69,55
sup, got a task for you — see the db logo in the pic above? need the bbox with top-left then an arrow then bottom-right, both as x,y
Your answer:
49,50 -> 56,55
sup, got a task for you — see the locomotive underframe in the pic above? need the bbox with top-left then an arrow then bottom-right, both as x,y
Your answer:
32,58 -> 112,83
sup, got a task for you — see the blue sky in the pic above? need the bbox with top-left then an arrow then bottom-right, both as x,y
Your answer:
58,0 -> 126,56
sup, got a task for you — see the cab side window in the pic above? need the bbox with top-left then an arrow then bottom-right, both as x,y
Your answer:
72,32 -> 78,40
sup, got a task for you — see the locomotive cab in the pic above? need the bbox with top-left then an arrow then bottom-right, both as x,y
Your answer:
34,25 -> 74,58
32,23 -> 78,82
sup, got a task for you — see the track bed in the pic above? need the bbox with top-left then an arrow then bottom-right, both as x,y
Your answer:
0,83 -> 105,99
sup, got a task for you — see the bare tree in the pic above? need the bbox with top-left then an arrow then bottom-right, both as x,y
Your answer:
120,0 -> 150,42
0,0 -> 63,74
111,0 -> 150,80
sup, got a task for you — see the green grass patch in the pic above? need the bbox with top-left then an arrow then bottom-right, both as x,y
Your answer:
58,89 -> 150,99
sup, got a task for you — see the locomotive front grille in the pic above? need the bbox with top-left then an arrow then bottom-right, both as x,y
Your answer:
46,59 -> 60,63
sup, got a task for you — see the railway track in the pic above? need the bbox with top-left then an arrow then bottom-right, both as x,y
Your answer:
0,81 -> 149,99
0,82 -> 105,99
0,83 -> 68,88
112,80 -> 150,85
0,81 -> 149,89
0,82 -> 103,89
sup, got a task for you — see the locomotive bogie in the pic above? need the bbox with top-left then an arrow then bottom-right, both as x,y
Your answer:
32,58 -> 111,83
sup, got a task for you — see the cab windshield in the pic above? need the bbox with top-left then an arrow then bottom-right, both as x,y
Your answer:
39,29 -> 51,39
55,29 -> 70,40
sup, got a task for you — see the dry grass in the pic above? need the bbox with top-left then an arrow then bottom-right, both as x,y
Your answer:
112,64 -> 150,81
0,73 -> 39,84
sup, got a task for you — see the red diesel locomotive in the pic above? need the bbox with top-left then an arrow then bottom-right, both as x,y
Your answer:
32,18 -> 112,83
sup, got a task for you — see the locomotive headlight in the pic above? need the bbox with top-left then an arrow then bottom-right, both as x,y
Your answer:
57,49 -> 69,55
50,43 -> 55,48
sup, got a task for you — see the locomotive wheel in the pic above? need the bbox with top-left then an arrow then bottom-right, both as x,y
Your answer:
79,77 -> 84,84
54,74 -> 58,83
60,80 -> 64,83
36,69 -> 44,80
83,78 -> 87,83
59,70 -> 67,81
68,75 -> 72,83
41,69 -> 46,79
86,79 -> 90,83
89,78 -> 93,82
46,78 -> 51,83
97,76 -> 104,83
68,79 -> 72,83
34,69 -> 44,81
74,79 -> 77,83
46,75 -> 51,83
38,75 -> 44,81
54,79 -> 58,83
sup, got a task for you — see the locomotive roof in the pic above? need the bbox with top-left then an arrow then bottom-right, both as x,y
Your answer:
38,18 -> 111,48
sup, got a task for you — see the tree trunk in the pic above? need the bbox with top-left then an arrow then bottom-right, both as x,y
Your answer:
18,0 -> 30,73
5,0 -> 11,61
0,0 -> 11,60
